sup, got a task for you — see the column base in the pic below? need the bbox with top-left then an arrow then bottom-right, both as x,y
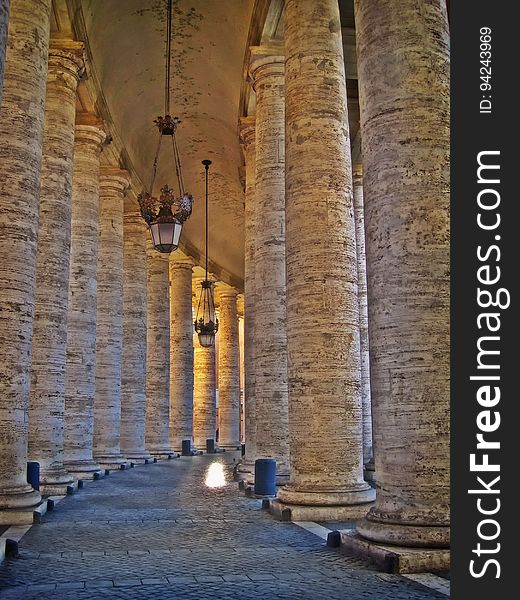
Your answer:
269,498 -> 373,522
0,485 -> 43,525
123,451 -> 154,465
147,446 -> 177,459
364,459 -> 376,483
339,530 -> 450,573
234,461 -> 253,481
218,443 -> 242,451
95,455 -> 129,471
38,467 -> 76,496
63,459 -> 104,481
356,516 -> 450,548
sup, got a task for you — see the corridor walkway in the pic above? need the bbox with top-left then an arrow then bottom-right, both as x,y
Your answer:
0,455 -> 446,599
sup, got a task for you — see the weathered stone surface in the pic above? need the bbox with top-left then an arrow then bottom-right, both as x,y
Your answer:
248,47 -> 290,482
28,40 -> 85,495
340,530 -> 450,574
169,258 -> 195,452
354,0 -> 450,547
0,0 -> 51,514
0,0 -> 9,105
145,240 -> 174,457
236,117 -> 256,476
193,325 -> 217,451
63,114 -> 106,480
279,0 -> 374,514
120,209 -> 152,463
216,287 -> 241,450
352,166 -> 373,467
93,168 -> 131,469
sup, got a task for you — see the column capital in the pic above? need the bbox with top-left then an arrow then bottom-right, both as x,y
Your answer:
169,254 -> 195,271
249,45 -> 285,90
215,283 -> 239,304
239,115 -> 256,150
352,163 -> 363,185
75,113 -> 107,150
99,166 -> 131,197
48,38 -> 85,82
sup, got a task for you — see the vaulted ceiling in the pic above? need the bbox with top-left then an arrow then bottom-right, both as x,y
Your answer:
53,0 -> 358,289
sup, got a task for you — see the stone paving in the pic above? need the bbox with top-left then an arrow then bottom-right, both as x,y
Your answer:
0,453 -> 446,599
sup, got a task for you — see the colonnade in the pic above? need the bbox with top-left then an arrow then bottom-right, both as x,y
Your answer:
0,0 -> 243,523
237,0 -> 450,567
0,0 -> 449,571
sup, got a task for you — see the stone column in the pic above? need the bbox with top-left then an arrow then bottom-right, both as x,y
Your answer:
248,47 -> 290,483
0,0 -> 51,521
236,117 -> 257,476
193,279 -> 217,451
275,0 -> 375,520
28,40 -> 85,496
352,165 -> 373,471
63,114 -> 106,480
120,207 -> 153,464
353,0 -> 450,552
169,257 -> 195,452
145,240 -> 175,457
93,168 -> 130,470
0,0 -> 9,105
216,286 -> 241,450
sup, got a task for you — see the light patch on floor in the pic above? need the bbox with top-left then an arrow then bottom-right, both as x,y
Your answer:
205,462 -> 226,488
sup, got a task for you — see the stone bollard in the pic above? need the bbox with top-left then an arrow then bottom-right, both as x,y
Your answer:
254,459 -> 276,498
26,462 -> 40,492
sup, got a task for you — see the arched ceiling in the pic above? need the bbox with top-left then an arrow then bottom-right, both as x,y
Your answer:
80,0 -> 255,287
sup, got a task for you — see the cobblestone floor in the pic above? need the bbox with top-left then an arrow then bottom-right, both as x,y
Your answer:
0,454 -> 446,599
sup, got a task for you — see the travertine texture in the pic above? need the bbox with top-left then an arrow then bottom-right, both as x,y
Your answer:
28,40 -> 85,495
248,47 -> 290,482
120,209 -> 152,463
352,166 -> 373,466
0,0 -> 51,514
193,316 -> 217,450
216,287 -> 241,449
237,117 -> 257,474
354,0 -> 450,547
278,0 -> 374,510
0,0 -> 9,105
145,240 -> 174,457
93,168 -> 130,469
169,258 -> 195,451
63,114 -> 106,479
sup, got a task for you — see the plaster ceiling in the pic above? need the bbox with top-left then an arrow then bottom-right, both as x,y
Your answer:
81,0 -> 255,287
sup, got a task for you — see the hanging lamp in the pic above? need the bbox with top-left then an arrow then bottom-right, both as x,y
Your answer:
194,160 -> 219,347
137,0 -> 192,253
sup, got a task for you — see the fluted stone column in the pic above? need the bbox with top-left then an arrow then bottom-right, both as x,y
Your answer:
275,0 -> 375,520
352,165 -> 373,470
236,117 -> 257,476
248,47 -> 290,483
354,0 -> 450,551
0,0 -> 51,521
120,208 -> 153,464
145,240 -> 175,457
93,168 -> 130,470
169,257 -> 195,452
63,114 -> 106,480
216,287 -> 241,450
193,281 -> 217,451
28,40 -> 85,495
0,0 -> 9,105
